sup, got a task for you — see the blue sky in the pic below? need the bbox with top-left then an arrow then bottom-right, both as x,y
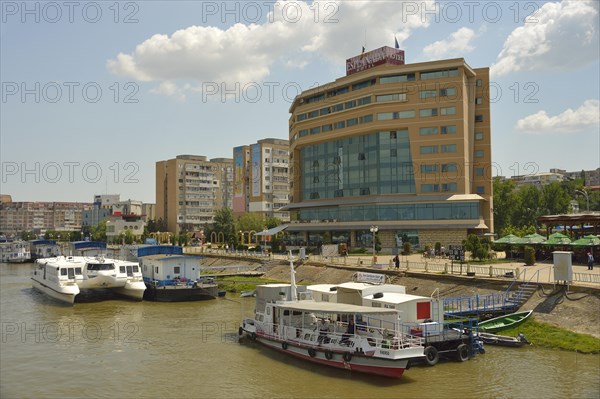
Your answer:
1,0 -> 599,203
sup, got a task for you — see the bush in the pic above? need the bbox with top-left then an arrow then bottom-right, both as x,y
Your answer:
402,241 -> 412,255
435,242 -> 442,254
524,246 -> 536,265
349,247 -> 367,254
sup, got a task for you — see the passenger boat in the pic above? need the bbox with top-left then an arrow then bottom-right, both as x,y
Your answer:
239,255 -> 425,378
240,290 -> 256,297
478,332 -> 530,347
31,256 -> 146,304
477,310 -> 533,333
1,241 -> 31,263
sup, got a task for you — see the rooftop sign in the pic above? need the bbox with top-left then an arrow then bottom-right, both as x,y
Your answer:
346,46 -> 405,76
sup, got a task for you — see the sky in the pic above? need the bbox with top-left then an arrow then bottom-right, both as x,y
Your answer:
1,0 -> 599,203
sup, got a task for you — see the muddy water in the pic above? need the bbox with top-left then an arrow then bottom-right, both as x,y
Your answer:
1,262 -> 598,398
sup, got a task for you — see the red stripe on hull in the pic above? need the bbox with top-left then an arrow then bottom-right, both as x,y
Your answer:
257,338 -> 407,378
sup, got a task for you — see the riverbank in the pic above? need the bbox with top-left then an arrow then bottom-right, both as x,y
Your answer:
202,254 -> 600,348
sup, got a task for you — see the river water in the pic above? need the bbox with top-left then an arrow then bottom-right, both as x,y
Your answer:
1,262 -> 599,399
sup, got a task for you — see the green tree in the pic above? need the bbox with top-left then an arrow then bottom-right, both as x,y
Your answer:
492,178 -> 518,234
463,234 -> 491,261
264,216 -> 282,229
237,212 -> 264,232
213,208 -> 235,245
20,231 -> 36,240
541,182 -> 571,215
514,185 -> 542,228
90,220 -> 107,242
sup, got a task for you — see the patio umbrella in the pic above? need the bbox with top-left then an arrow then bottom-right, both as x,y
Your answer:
516,233 -> 546,245
494,234 -> 520,245
541,234 -> 572,246
570,235 -> 600,247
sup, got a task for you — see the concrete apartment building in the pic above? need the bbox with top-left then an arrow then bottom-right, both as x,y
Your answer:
233,138 -> 291,222
285,46 -> 493,251
0,200 -> 93,235
156,155 -> 233,234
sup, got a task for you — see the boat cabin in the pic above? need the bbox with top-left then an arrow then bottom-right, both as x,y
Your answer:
140,255 -> 201,286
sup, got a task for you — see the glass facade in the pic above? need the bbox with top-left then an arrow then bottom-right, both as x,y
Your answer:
301,130 -> 415,200
298,202 -> 480,222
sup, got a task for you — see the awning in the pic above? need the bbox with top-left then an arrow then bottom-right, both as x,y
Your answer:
255,225 -> 288,236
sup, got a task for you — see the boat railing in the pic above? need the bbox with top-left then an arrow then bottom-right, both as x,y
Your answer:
259,322 -> 424,351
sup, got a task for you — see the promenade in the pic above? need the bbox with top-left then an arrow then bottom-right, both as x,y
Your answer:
185,247 -> 600,289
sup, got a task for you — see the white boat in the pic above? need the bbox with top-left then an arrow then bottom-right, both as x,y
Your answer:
239,254 -> 425,378
32,256 -> 146,304
1,241 -> 31,263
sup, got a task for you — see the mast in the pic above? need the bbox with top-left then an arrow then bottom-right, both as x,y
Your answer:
289,250 -> 297,301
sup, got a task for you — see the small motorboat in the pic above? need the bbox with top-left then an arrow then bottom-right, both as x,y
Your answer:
478,332 -> 530,347
240,290 -> 256,297
477,310 -> 533,333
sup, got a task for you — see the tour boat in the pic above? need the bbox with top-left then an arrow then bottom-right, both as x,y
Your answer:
239,255 -> 425,378
32,256 -> 146,304
1,241 -> 31,263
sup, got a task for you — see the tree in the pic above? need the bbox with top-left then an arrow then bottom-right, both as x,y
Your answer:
541,182 -> 571,215
463,234 -> 491,261
264,216 -> 282,229
237,212 -> 264,232
20,231 -> 36,241
514,185 -> 542,228
492,178 -> 518,235
213,208 -> 235,245
90,220 -> 107,242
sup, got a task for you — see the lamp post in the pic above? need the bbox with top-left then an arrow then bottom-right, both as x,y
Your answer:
370,226 -> 378,265
263,228 -> 268,257
575,189 -> 590,212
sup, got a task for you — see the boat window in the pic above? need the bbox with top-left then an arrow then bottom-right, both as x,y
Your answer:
174,266 -> 181,274
75,267 -> 82,275
132,266 -> 139,273
87,263 -> 115,271
68,268 -> 75,279
126,266 -> 134,277
60,268 -> 68,276
120,266 -> 126,273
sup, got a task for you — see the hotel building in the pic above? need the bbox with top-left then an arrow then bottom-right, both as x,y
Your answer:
156,155 -> 233,234
285,46 -> 492,251
233,138 -> 291,222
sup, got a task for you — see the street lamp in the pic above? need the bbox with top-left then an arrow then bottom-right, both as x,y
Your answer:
370,226 -> 378,265
263,228 -> 268,256
575,189 -> 590,212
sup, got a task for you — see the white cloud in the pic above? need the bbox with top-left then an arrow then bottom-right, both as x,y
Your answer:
107,1 -> 433,96
422,27 -> 475,59
492,0 -> 599,77
516,99 -> 600,133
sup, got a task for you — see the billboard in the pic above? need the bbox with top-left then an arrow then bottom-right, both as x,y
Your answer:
346,46 -> 405,76
251,143 -> 261,197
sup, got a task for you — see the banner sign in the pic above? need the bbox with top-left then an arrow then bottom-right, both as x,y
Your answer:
346,46 -> 405,76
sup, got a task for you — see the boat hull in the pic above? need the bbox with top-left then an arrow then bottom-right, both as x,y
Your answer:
143,284 -> 218,302
246,332 -> 421,378
114,281 -> 146,301
31,278 -> 78,305
478,310 -> 533,333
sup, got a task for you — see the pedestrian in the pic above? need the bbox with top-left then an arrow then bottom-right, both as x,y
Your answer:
394,254 -> 400,269
587,251 -> 594,270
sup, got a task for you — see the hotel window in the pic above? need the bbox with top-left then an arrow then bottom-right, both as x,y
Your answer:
475,168 -> 485,176
322,124 -> 333,132
359,114 -> 373,123
441,144 -> 457,153
440,87 -> 457,97
419,127 -> 438,136
421,184 -> 439,192
334,121 -> 346,129
476,186 -> 485,194
475,150 -> 484,158
441,163 -> 458,172
299,129 -> 308,137
332,103 -> 344,112
360,188 -> 371,195
440,106 -> 456,115
320,107 -> 331,116
421,164 -> 438,173
441,183 -> 457,192
420,146 -> 438,154
328,87 -> 348,96
475,114 -> 484,123
380,73 -> 415,83
475,97 -> 483,105
390,149 -> 397,157
310,127 -> 321,135
420,108 -> 438,117
358,153 -> 366,160
352,79 -> 375,91
297,113 -> 307,121
357,96 -> 372,106
347,118 -> 358,126
419,90 -> 437,99
308,110 -> 319,118
420,68 -> 458,80
345,100 -> 356,109
476,79 -> 482,87
376,93 -> 407,102
377,110 -> 415,120
441,125 -> 456,134
313,176 -> 320,183
390,131 -> 397,139
475,131 -> 483,140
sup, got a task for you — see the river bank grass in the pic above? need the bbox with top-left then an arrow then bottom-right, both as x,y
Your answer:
216,276 -> 285,293
502,319 -> 600,354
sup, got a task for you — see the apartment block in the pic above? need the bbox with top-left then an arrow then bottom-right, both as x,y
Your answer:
156,155 -> 233,234
233,138 -> 290,221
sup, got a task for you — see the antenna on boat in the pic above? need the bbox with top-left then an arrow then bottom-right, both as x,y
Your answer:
289,250 -> 297,301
